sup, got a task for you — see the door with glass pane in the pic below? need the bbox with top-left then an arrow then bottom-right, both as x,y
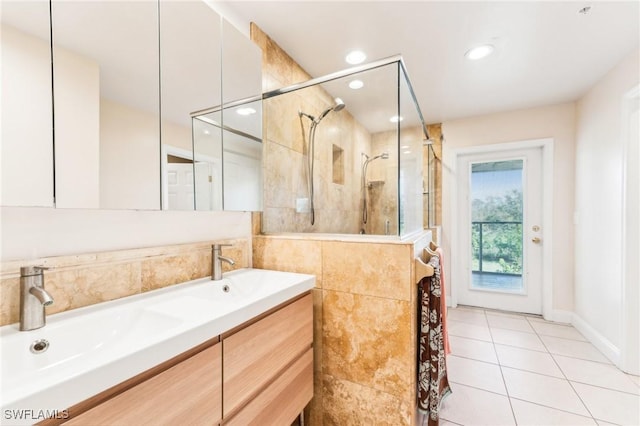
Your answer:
457,147 -> 543,314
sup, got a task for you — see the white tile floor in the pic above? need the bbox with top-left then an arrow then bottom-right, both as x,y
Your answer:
438,306 -> 640,426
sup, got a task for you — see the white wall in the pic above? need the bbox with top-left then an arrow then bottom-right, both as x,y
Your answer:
574,48 -> 640,365
442,102 -> 576,314
0,206 -> 251,261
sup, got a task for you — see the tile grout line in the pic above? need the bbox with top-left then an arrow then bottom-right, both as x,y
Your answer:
449,332 -> 550,354
483,309 -> 519,426
522,316 -> 615,365
448,380 -> 510,398
526,315 -> 598,422
508,396 -> 608,423
448,380 -> 616,423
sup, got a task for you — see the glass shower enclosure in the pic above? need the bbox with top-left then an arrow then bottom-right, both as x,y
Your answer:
262,56 -> 428,238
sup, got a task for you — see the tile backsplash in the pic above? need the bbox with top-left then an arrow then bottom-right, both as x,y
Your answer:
0,239 -> 250,327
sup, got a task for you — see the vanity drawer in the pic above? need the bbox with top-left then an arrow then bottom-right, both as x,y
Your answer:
222,293 -> 313,416
224,348 -> 313,426
65,342 -> 222,425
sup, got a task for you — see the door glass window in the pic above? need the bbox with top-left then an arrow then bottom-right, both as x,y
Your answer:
470,160 -> 524,293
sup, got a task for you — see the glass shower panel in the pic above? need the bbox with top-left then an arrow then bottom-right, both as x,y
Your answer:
398,64 -> 424,237
222,99 -> 263,211
319,64 -> 400,236
261,63 -> 400,235
261,57 -> 427,237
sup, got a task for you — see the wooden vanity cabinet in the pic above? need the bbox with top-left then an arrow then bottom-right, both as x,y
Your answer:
223,293 -> 313,423
65,342 -> 222,425
225,348 -> 313,426
58,292 -> 313,426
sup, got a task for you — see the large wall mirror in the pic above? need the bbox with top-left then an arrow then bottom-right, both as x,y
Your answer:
0,0 -> 262,212
1,1 -> 54,207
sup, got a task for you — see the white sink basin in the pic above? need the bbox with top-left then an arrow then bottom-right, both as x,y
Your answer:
0,268 -> 315,423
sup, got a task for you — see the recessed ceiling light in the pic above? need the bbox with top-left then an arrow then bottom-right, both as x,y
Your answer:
401,145 -> 410,149
465,44 -> 495,60
390,115 -> 404,123
237,107 -> 256,116
349,79 -> 364,89
346,50 -> 366,65
404,150 -> 412,155
203,129 -> 210,135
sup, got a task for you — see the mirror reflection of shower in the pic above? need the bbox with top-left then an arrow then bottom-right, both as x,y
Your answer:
361,151 -> 389,232
298,98 -> 345,225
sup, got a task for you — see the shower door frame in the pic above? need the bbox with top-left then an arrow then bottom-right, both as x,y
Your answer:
448,138 -> 554,319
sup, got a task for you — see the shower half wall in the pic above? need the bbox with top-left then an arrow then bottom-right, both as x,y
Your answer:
262,56 -> 426,237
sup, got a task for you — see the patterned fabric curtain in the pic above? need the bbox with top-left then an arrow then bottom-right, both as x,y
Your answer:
417,254 -> 451,426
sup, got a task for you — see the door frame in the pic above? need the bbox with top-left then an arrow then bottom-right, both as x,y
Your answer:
161,144 -> 220,210
449,138 -> 554,319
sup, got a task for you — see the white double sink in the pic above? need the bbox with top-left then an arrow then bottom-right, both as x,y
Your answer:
0,268 -> 315,422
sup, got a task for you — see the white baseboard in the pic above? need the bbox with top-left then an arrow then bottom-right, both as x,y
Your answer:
550,309 -> 573,324
572,313 -> 620,365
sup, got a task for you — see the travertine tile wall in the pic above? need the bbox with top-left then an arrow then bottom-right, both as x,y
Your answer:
367,130 -> 399,235
253,24 -> 377,234
367,125 -> 425,235
253,233 -> 417,426
249,23 -> 429,425
0,239 -> 250,327
425,123 -> 443,228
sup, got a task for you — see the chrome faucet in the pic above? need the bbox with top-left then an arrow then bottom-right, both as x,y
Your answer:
212,244 -> 235,280
20,266 -> 54,331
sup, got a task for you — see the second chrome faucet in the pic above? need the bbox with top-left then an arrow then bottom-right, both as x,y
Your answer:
212,244 -> 235,280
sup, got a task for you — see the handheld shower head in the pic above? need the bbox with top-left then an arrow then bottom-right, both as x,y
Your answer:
369,151 -> 389,162
316,98 -> 346,123
333,97 -> 345,112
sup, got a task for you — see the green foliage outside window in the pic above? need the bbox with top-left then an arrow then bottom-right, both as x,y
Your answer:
472,189 -> 523,274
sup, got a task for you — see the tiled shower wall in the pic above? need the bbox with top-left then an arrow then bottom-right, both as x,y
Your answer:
0,239 -> 249,327
263,87 -> 372,233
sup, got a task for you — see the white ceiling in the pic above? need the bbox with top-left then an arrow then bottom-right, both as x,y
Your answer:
222,1 -> 640,124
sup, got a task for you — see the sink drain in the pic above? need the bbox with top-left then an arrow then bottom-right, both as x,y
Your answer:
30,339 -> 49,354
222,285 -> 230,293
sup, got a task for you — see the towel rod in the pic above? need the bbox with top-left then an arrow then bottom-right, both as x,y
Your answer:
415,256 -> 434,283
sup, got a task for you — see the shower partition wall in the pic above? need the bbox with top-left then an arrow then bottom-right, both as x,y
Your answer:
262,56 -> 426,237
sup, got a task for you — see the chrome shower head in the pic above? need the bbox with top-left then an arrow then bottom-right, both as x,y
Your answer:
364,151 -> 389,165
317,98 -> 346,122
371,151 -> 389,161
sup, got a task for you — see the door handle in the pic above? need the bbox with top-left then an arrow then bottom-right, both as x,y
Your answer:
531,237 -> 541,244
